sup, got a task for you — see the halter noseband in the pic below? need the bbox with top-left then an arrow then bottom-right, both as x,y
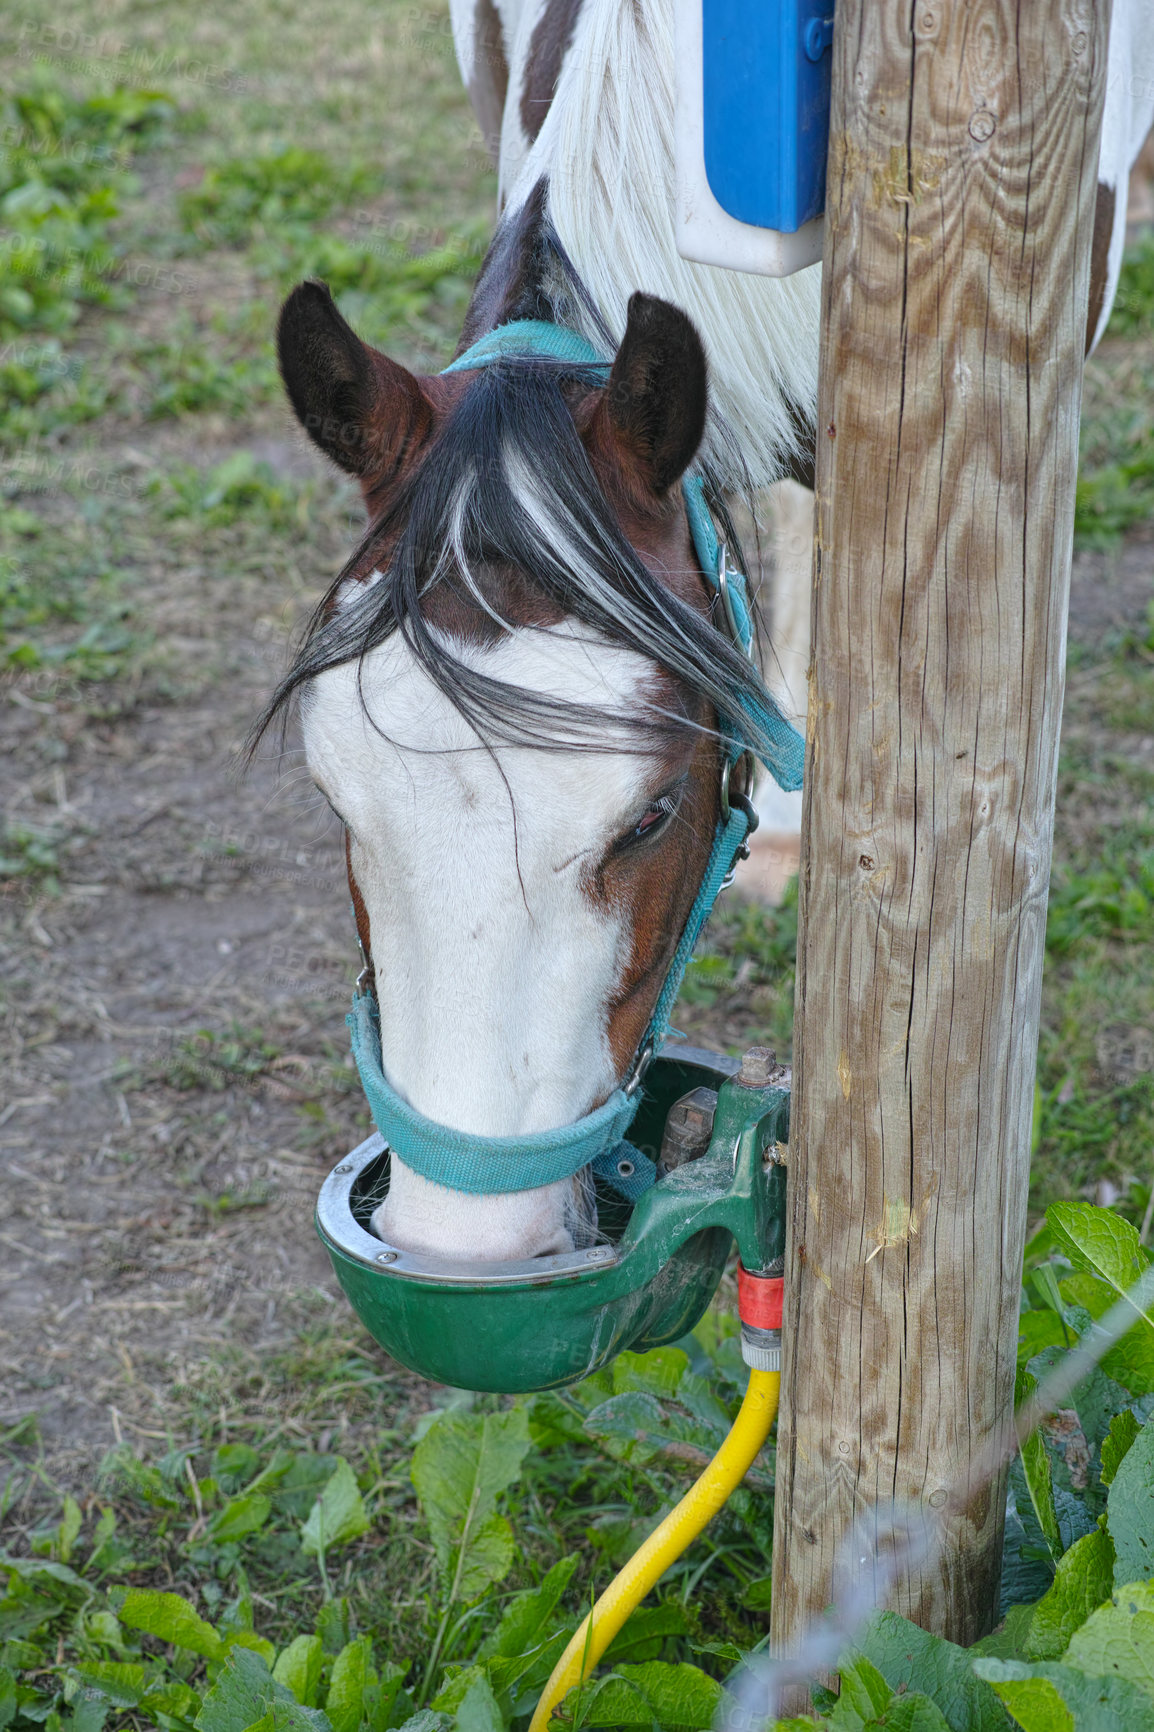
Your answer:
346,321 -> 805,1202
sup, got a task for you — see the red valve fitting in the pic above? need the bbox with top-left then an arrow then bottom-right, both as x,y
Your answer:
737,1263 -> 784,1329
737,1263 -> 783,1373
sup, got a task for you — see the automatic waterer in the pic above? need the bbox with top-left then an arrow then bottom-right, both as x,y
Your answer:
316,1042 -> 789,1394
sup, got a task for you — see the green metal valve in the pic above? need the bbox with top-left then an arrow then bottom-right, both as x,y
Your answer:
316,1046 -> 789,1393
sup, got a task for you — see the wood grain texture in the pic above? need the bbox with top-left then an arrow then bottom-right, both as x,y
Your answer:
770,0 -> 1112,1664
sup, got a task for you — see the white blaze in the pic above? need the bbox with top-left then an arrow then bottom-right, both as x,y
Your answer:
303,620 -> 659,1261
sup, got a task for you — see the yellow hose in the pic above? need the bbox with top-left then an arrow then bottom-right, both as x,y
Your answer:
528,1367 -> 781,1732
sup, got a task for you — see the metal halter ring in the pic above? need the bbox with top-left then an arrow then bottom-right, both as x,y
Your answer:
719,753 -> 760,891
716,544 -> 755,660
720,750 -> 760,830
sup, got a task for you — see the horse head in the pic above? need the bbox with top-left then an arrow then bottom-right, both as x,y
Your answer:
270,281 -> 775,1262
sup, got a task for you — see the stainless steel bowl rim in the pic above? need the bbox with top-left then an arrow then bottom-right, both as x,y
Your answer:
316,1133 -> 620,1286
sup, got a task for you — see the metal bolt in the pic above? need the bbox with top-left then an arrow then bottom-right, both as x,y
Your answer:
738,1047 -> 779,1088
658,1086 -> 717,1175
334,1163 -> 353,1174
375,1250 -> 398,1264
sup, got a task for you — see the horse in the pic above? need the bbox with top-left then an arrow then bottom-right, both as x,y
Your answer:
449,0 -> 1154,877
268,0 -> 1154,1263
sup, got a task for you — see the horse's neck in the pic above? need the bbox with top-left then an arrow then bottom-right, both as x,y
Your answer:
471,0 -> 822,492
456,179 -> 567,349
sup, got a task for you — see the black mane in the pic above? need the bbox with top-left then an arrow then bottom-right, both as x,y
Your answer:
255,354 -> 787,764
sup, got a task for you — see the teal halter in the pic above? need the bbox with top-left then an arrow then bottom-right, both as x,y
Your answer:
348,320 -> 805,1200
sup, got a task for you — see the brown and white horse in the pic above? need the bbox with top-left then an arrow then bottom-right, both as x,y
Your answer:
451,0 -> 1154,873
271,0 -> 1154,1261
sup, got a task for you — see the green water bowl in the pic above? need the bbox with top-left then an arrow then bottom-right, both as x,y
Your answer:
316,1045 -> 789,1393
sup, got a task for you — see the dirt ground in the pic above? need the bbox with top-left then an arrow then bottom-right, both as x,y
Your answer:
1,465 -> 380,1474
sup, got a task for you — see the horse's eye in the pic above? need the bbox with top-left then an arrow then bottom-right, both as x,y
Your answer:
619,791 -> 679,851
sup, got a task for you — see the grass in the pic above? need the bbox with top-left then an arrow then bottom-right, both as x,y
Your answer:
1026,589 -> 1154,1220
1075,249 -> 1154,546
0,501 -> 142,683
177,147 -> 378,246
1106,230 -> 1154,337
0,47 -> 487,689
1074,442 -> 1154,546
0,81 -> 175,395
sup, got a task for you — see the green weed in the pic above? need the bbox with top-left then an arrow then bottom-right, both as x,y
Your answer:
0,78 -> 173,437
0,356 -> 112,445
263,229 -> 487,346
0,819 -> 63,883
1074,439 -> 1154,547
162,1025 -> 284,1092
1105,656 -> 1154,733
179,145 -> 486,364
179,147 -> 376,247
8,1202 -> 1154,1729
1047,851 -> 1154,954
0,1310 -> 772,1730
132,325 -> 280,420
150,452 -> 313,530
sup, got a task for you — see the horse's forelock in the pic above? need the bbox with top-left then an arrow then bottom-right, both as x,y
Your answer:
253,358 -> 780,767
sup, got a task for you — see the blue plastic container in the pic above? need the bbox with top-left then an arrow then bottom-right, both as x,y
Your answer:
703,0 -> 835,234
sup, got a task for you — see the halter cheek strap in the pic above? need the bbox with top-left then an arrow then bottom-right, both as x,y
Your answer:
347,320 -> 806,1201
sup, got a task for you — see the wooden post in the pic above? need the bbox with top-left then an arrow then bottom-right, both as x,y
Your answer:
770,0 -> 1112,1666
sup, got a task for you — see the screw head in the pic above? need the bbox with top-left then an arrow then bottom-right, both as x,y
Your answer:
334,1163 -> 353,1174
375,1250 -> 398,1264
738,1047 -> 778,1088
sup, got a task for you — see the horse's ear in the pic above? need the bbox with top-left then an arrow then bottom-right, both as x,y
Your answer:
600,293 -> 707,497
277,280 -> 432,480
